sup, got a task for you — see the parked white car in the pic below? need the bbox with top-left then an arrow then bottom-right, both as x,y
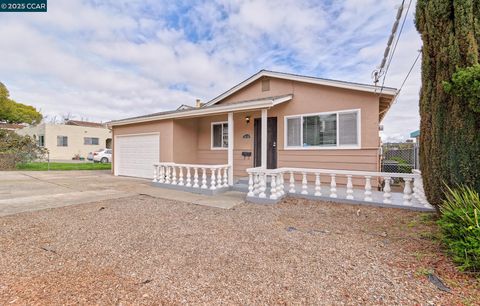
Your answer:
93,149 -> 112,163
87,148 -> 105,161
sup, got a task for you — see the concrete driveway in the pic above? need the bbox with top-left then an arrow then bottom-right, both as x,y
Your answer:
0,171 -> 244,217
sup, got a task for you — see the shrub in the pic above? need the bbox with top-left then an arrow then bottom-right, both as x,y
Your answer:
438,186 -> 480,272
0,129 -> 46,168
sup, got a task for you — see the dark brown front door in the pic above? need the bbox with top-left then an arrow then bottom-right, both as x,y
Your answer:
254,117 -> 277,169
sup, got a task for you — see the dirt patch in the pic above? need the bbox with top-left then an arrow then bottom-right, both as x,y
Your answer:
0,196 -> 477,304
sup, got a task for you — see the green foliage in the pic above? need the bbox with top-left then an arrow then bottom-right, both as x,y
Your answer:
438,186 -> 480,272
444,64 -> 480,112
0,82 -> 42,124
16,162 -> 111,171
415,0 -> 480,208
390,156 -> 413,174
0,129 -> 47,164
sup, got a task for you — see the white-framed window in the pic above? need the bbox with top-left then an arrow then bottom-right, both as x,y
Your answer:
57,136 -> 68,147
38,135 -> 45,147
84,137 -> 99,145
284,109 -> 360,149
211,121 -> 228,149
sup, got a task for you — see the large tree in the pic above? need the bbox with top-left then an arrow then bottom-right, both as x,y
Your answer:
0,82 -> 42,124
415,0 -> 480,208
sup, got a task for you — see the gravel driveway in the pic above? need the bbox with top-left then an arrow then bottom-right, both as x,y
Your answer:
0,196 -> 472,304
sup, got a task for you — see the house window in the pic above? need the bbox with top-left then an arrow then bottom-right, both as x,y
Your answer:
211,122 -> 228,149
84,137 -> 99,145
57,136 -> 68,147
38,135 -> 45,147
285,110 -> 360,149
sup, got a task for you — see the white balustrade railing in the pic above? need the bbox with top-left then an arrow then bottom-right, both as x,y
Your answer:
153,163 -> 231,190
246,167 -> 432,209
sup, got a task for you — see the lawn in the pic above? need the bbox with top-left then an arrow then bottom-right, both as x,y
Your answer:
16,162 -> 111,171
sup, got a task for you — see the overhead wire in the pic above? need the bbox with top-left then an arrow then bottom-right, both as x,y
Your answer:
379,0 -> 413,94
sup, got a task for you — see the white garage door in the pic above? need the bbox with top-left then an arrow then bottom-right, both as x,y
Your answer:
115,134 -> 160,179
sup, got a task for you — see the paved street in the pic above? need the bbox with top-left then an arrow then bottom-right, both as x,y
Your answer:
0,171 -> 243,216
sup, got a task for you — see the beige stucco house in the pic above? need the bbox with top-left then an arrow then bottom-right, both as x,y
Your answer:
18,120 -> 112,161
109,70 -> 397,184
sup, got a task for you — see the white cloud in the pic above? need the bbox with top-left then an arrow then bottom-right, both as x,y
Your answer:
1,0 -> 422,141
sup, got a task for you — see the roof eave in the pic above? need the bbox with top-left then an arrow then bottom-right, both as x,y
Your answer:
108,95 -> 293,127
204,70 -> 397,107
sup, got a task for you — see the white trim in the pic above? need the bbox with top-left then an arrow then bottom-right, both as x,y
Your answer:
227,112 -> 234,186
115,132 -> 161,137
272,95 -> 294,106
109,96 -> 292,127
205,70 -> 397,107
114,132 -> 160,177
261,109 -> 267,168
283,109 -> 361,150
211,121 -> 228,150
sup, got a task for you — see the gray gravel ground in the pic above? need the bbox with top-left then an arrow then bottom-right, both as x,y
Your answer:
0,195 -> 449,305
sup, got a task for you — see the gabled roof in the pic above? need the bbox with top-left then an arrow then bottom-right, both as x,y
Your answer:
108,95 -> 293,127
204,70 -> 397,107
176,104 -> 195,110
109,70 -> 398,127
65,120 -> 105,128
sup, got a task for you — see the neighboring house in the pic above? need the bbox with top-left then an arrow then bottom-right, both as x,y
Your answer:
0,123 -> 25,131
109,70 -> 397,181
17,120 -> 112,160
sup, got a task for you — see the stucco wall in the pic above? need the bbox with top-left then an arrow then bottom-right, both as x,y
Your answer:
196,114 -> 228,166
212,78 -> 382,179
111,77 -> 383,183
18,123 -> 111,160
173,119 -> 199,164
112,120 -> 174,167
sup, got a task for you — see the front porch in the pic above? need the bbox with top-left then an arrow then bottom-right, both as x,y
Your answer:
152,163 -> 434,211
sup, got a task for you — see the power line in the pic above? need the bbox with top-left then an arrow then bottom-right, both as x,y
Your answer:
372,1 -> 405,85
397,51 -> 421,96
379,0 -> 413,93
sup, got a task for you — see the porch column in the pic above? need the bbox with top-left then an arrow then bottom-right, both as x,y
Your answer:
228,112 -> 234,186
261,108 -> 267,168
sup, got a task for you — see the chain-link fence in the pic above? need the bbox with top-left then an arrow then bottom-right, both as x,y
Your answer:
381,142 -> 419,174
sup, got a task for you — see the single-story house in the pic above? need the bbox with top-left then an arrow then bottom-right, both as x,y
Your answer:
18,120 -> 112,161
109,70 -> 397,185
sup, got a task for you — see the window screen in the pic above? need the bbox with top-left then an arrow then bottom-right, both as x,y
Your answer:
286,117 -> 301,146
339,112 -> 358,145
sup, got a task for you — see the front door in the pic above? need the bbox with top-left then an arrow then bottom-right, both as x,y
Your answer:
254,117 -> 277,169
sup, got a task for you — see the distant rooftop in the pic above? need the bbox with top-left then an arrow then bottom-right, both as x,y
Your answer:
65,120 -> 106,128
0,123 -> 25,130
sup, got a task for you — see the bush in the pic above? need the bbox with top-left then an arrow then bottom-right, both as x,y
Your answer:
0,129 -> 47,168
438,186 -> 480,272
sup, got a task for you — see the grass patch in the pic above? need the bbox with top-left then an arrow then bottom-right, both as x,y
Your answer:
16,162 -> 111,171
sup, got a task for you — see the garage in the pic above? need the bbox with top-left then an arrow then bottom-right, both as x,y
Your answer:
115,133 -> 160,179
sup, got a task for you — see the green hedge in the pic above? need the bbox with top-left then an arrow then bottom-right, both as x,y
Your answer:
438,186 -> 480,272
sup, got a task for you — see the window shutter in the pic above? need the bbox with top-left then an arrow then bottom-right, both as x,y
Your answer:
339,112 -> 358,146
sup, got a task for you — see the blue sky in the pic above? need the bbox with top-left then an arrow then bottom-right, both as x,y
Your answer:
1,0 -> 422,141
